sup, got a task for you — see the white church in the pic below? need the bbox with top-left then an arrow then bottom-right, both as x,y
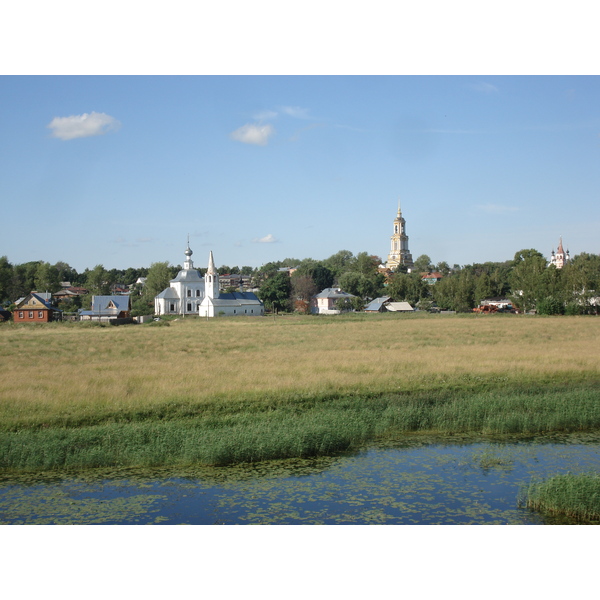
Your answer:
154,243 -> 264,317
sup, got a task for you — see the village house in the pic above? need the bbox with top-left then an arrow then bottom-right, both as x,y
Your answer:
364,296 -> 415,313
79,295 -> 132,321
311,288 -> 357,315
421,271 -> 443,284
14,293 -> 62,323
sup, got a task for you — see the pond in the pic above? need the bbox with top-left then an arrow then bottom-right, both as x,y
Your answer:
1,431 -> 599,524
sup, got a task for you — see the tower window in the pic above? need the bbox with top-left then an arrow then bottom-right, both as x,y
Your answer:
187,290 -> 191,297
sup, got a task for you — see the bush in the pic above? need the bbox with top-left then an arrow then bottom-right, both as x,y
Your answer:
537,296 -> 564,315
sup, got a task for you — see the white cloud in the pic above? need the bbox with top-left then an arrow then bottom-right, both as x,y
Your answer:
252,234 -> 278,243
476,203 -> 519,214
230,123 -> 274,146
469,82 -> 499,94
253,109 -> 278,121
47,111 -> 121,140
280,105 -> 310,119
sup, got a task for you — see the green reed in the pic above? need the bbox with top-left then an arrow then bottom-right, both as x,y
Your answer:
1,383 -> 598,472
520,473 -> 600,521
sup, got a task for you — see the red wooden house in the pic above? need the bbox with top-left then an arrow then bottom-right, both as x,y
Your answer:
14,293 -> 62,323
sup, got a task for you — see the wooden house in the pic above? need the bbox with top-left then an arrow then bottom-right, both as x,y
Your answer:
14,293 -> 62,323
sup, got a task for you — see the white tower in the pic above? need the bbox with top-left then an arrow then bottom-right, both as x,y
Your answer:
385,200 -> 414,270
205,251 -> 220,299
550,237 -> 570,269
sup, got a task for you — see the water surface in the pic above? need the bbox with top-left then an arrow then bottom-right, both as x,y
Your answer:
2,432 -> 599,524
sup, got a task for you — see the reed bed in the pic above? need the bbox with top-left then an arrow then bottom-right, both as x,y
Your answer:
520,473 -> 600,522
1,314 -> 599,471
1,385 -> 599,471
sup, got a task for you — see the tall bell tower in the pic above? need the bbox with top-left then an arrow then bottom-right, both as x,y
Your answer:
385,200 -> 414,270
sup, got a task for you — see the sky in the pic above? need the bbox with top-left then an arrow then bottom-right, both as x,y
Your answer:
1,74 -> 599,273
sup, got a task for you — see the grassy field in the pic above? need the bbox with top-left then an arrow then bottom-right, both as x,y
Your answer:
1,313 -> 599,470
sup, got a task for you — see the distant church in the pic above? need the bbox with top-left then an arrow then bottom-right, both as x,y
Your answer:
154,242 -> 264,317
549,237 -> 570,269
385,201 -> 414,271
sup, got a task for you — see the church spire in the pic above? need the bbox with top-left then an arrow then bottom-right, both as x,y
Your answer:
207,250 -> 216,275
205,251 -> 219,299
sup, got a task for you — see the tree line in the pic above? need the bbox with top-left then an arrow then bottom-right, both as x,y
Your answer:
255,249 -> 600,315
2,248 -> 599,315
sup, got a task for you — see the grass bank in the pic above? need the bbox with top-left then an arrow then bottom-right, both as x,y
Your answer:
1,314 -> 599,472
520,473 -> 600,522
1,383 -> 599,471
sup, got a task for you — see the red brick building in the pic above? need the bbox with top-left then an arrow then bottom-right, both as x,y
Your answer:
14,293 -> 62,323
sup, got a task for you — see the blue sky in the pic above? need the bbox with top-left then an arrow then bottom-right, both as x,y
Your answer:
1,75 -> 599,272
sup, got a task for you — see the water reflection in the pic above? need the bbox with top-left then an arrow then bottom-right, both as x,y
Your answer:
1,432 -> 599,525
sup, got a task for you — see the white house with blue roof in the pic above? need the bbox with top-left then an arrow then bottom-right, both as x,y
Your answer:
79,295 -> 131,321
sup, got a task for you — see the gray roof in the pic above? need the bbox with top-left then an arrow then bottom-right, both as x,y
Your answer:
170,268 -> 203,283
91,295 -> 131,313
314,288 -> 356,299
209,292 -> 263,306
155,287 -> 180,299
364,296 -> 391,311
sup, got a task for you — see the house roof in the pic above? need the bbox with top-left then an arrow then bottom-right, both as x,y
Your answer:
386,301 -> 414,312
91,295 -> 131,313
16,293 -> 59,311
314,288 -> 356,299
364,296 -> 391,311
421,272 -> 443,279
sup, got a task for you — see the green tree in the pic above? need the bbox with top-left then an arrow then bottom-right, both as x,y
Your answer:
563,253 -> 600,314
334,297 -> 354,312
143,262 -> 172,303
509,249 -> 547,313
474,273 -> 493,305
0,256 -> 13,304
413,254 -> 434,273
354,252 -> 381,276
435,261 -> 451,276
14,261 -> 40,297
290,274 -> 318,313
34,262 -> 61,294
338,271 -> 382,300
258,271 -> 292,313
323,250 -> 355,278
387,272 -> 428,306
85,265 -> 112,295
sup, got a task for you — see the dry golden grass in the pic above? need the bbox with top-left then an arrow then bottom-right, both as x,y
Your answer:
1,313 -> 599,425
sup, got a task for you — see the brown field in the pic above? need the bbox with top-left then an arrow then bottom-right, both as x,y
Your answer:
1,313 -> 599,428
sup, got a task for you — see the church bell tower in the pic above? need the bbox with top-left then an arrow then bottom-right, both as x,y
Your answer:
385,200 -> 414,270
